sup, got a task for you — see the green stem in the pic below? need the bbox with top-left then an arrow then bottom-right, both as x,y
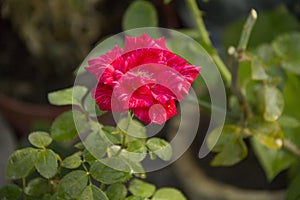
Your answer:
185,0 -> 211,46
211,54 -> 232,86
185,0 -> 232,86
229,9 -> 257,125
82,162 -> 89,172
82,162 -> 92,185
121,111 -> 133,148
237,9 -> 258,51
100,183 -> 106,191
121,132 -> 127,149
22,178 -> 28,200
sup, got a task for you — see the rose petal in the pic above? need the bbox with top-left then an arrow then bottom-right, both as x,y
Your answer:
180,64 -> 201,83
161,100 -> 177,122
132,107 -> 151,124
114,75 -> 154,109
151,84 -> 175,104
124,33 -> 167,52
93,83 -> 113,110
86,33 -> 201,124
132,100 -> 177,124
129,86 -> 154,108
86,46 -> 123,79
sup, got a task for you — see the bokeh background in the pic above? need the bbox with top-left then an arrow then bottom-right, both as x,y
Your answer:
0,0 -> 299,199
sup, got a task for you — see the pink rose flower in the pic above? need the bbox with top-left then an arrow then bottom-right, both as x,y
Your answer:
86,33 -> 200,124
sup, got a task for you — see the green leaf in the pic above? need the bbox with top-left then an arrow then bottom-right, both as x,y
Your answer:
125,196 -> 144,200
263,85 -> 284,122
62,152 -> 82,169
281,59 -> 300,75
84,130 -> 108,160
48,193 -> 58,200
121,157 -> 145,174
43,194 -> 56,200
251,138 -> 295,181
90,160 -> 131,184
146,138 -> 172,161
51,110 -> 86,142
283,73 -> 300,124
253,44 -> 286,90
118,118 -> 147,139
272,33 -> 300,75
106,146 -> 145,174
278,115 -> 300,129
80,185 -> 108,200
74,142 -> 85,150
83,149 -> 96,163
207,125 -> 240,151
255,44 -> 276,64
287,171 -> 300,200
164,0 -> 172,4
28,131 -> 53,148
107,143 -> 146,165
251,57 -> 268,80
102,126 -> 121,144
6,147 -> 38,179
84,92 -> 106,117
126,140 -> 147,161
35,149 -> 58,179
48,86 -> 88,106
122,0 -> 158,30
207,125 -> 247,166
247,117 -> 283,149
211,138 -> 248,166
24,178 -> 53,197
58,170 -> 88,200
152,188 -> 186,200
0,184 -> 22,200
106,183 -> 127,200
129,179 -> 155,198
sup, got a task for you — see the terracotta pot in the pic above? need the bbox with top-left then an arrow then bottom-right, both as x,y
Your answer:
0,93 -> 70,136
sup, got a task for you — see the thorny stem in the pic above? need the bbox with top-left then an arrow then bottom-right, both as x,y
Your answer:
185,0 -> 232,86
